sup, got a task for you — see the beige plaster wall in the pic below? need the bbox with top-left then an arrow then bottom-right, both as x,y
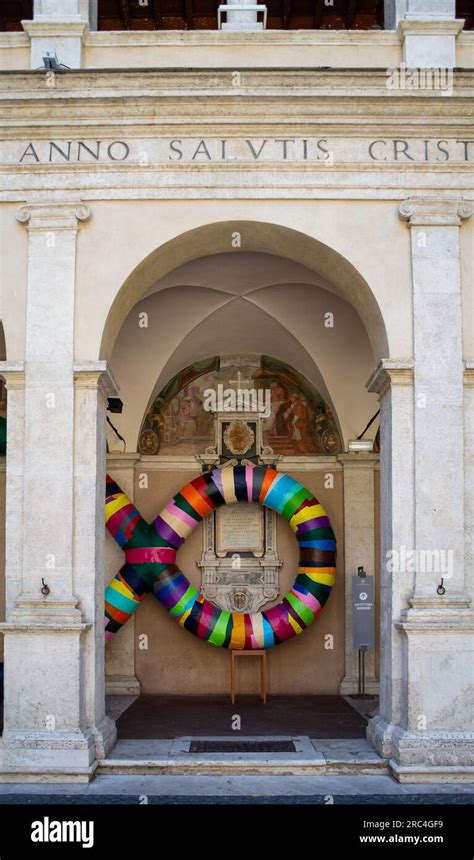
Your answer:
0,465 -> 4,661
71,200 -> 412,363
0,458 -> 381,686
374,467 -> 381,673
0,204 -> 28,361
461,222 -> 474,357
83,32 -> 404,70
1,32 -> 473,73
0,38 -> 29,71
130,467 -> 345,695
4,199 -> 472,366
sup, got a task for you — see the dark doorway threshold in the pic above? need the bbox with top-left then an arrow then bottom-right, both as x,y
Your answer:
115,695 -> 368,740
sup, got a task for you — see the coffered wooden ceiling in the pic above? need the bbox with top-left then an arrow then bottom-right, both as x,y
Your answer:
0,0 -> 472,34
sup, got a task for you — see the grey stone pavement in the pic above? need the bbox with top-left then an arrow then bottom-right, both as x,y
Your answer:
0,774 -> 473,804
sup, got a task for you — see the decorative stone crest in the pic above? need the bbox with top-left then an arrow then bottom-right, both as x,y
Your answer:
223,419 -> 255,455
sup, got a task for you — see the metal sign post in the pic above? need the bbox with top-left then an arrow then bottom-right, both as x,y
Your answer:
352,566 -> 375,698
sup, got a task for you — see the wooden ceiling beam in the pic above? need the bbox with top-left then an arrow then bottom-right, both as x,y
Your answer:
151,0 -> 163,28
376,0 -> 385,28
19,0 -> 33,17
345,0 -> 358,30
119,0 -> 131,29
313,0 -> 324,29
184,0 -> 193,29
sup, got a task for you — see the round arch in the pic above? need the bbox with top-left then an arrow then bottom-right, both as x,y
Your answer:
99,221 -> 389,363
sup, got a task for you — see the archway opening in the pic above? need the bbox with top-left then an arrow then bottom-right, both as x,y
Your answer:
101,232 -> 386,752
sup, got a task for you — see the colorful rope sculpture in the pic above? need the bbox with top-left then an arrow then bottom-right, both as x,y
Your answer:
104,465 -> 336,649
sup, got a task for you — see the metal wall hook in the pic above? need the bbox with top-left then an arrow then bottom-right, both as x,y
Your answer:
437,578 -> 446,596
40,578 -> 50,596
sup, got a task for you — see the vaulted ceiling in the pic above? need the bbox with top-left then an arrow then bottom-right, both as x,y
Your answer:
0,1 -> 472,32
109,252 -> 378,450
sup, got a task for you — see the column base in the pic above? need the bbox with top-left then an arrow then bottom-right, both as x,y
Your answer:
105,675 -> 141,696
367,715 -> 474,782
0,715 -> 116,783
340,675 -> 379,696
1,728 -> 98,783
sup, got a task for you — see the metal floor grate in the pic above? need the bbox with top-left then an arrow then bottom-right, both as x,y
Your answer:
189,740 -> 296,753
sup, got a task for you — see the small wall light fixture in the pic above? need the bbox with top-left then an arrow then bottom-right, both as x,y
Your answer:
42,52 -> 64,71
107,397 -> 123,414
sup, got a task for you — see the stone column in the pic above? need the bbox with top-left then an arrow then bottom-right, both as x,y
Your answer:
0,364 -> 25,621
366,360 -> 415,763
399,198 -> 472,604
0,202 -> 115,780
73,363 -> 119,757
105,453 -> 140,696
339,453 -> 379,696
391,1 -> 464,68
367,199 -> 474,781
464,362 -> 474,609
221,0 -> 264,32
23,0 -> 97,70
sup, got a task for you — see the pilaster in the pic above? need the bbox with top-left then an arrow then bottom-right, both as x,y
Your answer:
390,1 -> 464,68
365,198 -> 474,781
338,453 -> 380,696
399,197 -> 472,608
0,364 -> 25,618
22,1 -> 96,69
0,202 -> 117,781
366,359 -> 415,763
104,453 -> 141,697
221,0 -> 264,32
464,362 -> 474,609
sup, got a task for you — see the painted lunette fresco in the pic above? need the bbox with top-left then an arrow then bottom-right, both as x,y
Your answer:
104,465 -> 336,650
138,355 -> 342,457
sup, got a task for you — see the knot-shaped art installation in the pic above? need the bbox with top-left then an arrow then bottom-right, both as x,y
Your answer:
104,465 -> 336,649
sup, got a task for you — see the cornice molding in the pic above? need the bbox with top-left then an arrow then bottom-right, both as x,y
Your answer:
337,453 -> 380,469
0,361 -> 25,389
16,200 -> 91,230
464,360 -> 474,387
85,30 -> 401,48
399,197 -> 473,226
21,20 -> 88,38
106,453 -> 140,471
366,359 -> 414,398
74,362 -> 119,399
398,19 -> 465,38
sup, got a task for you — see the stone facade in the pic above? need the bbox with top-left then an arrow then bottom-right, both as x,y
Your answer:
0,1 -> 472,782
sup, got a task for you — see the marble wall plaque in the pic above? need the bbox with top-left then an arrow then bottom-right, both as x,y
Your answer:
216,502 -> 263,555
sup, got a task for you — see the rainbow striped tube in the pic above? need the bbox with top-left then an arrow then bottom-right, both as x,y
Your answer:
105,465 -> 336,649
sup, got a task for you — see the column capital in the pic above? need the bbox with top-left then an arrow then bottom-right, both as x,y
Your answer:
464,360 -> 474,387
22,20 -> 88,36
397,19 -> 464,36
74,362 -> 119,399
16,201 -> 91,231
337,453 -> 380,469
399,197 -> 473,227
366,359 -> 414,398
0,361 -> 25,389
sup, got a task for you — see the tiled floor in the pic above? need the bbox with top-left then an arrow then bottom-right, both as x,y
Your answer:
115,695 -> 368,739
